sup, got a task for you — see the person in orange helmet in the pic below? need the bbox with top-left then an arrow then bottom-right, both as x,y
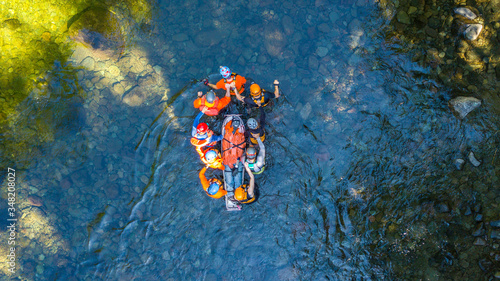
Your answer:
193,89 -> 231,116
237,80 -> 280,108
234,162 -> 257,204
199,166 -> 226,199
201,149 -> 224,170
204,66 -> 247,96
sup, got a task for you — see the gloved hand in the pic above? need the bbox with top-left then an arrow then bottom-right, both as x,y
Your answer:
202,78 -> 209,86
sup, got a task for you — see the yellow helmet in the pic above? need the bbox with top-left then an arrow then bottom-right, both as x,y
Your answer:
250,84 -> 261,97
234,186 -> 246,201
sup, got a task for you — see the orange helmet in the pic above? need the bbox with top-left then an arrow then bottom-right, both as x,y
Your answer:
250,84 -> 261,97
234,186 -> 246,201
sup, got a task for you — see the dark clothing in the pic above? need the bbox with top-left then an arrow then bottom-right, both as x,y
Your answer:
246,107 -> 266,141
243,90 -> 275,108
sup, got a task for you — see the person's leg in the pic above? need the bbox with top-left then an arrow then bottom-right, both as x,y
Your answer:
224,165 -> 234,192
234,163 -> 244,189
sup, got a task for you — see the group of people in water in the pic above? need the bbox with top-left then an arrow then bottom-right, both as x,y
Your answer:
190,66 -> 280,208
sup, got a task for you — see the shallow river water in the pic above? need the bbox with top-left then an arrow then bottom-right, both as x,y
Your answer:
1,0 -> 499,280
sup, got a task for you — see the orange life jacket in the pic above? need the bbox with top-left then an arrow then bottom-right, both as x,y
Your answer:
199,96 -> 220,116
222,119 -> 246,169
190,130 -> 216,148
201,150 -> 224,170
224,73 -> 244,95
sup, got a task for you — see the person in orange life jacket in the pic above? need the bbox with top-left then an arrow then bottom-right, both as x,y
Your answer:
199,166 -> 226,199
191,112 -> 223,156
193,89 -> 230,116
237,80 -> 280,108
234,162 -> 258,204
246,107 -> 266,145
204,66 -> 247,96
201,149 -> 224,170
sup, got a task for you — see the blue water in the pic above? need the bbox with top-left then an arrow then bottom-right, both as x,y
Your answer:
4,0 -> 500,280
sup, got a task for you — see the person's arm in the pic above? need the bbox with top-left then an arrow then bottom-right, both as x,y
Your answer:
244,162 -> 255,198
273,80 -> 280,98
199,167 -> 210,192
210,131 -> 224,142
255,136 -> 266,169
206,81 -> 218,90
192,111 -> 204,136
217,96 -> 231,112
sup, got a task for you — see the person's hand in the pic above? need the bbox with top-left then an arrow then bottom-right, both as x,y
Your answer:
274,80 -> 279,86
237,95 -> 244,102
201,107 -> 209,114
225,84 -> 231,90
197,91 -> 203,97
202,78 -> 209,86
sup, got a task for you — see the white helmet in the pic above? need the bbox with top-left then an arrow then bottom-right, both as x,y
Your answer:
247,118 -> 258,130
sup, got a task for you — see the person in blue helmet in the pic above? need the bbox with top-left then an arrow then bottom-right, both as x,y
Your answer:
199,166 -> 226,199
204,66 -> 247,97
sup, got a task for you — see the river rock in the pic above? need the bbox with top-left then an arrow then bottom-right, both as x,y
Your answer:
473,237 -> 486,246
491,220 -> 500,227
264,25 -> 287,58
122,87 -> 145,106
454,158 -> 465,170
472,222 -> 485,236
463,24 -> 483,40
172,33 -> 188,42
81,57 -> 95,71
300,103 -> 312,120
492,230 -> 500,239
449,96 -> 481,119
397,11 -> 411,24
454,7 -> 477,20
28,195 -> 43,206
194,29 -> 226,47
468,151 -> 481,166
282,15 -> 295,35
316,46 -> 329,57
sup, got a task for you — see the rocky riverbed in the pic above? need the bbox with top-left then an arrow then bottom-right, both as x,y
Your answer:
0,0 -> 499,280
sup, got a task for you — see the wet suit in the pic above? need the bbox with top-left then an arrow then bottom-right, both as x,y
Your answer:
243,89 -> 276,108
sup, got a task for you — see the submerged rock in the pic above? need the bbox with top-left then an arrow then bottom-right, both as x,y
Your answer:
473,237 -> 486,246
463,24 -> 483,40
454,7 -> 477,20
468,151 -> 481,167
454,158 -> 465,170
397,11 -> 411,25
449,96 -> 481,119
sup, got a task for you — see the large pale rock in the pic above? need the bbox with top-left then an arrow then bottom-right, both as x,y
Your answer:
463,24 -> 483,40
264,25 -> 287,58
454,7 -> 477,20
449,96 -> 481,119
81,57 -> 95,71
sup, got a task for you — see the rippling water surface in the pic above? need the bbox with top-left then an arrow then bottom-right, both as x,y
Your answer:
2,0 -> 499,280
